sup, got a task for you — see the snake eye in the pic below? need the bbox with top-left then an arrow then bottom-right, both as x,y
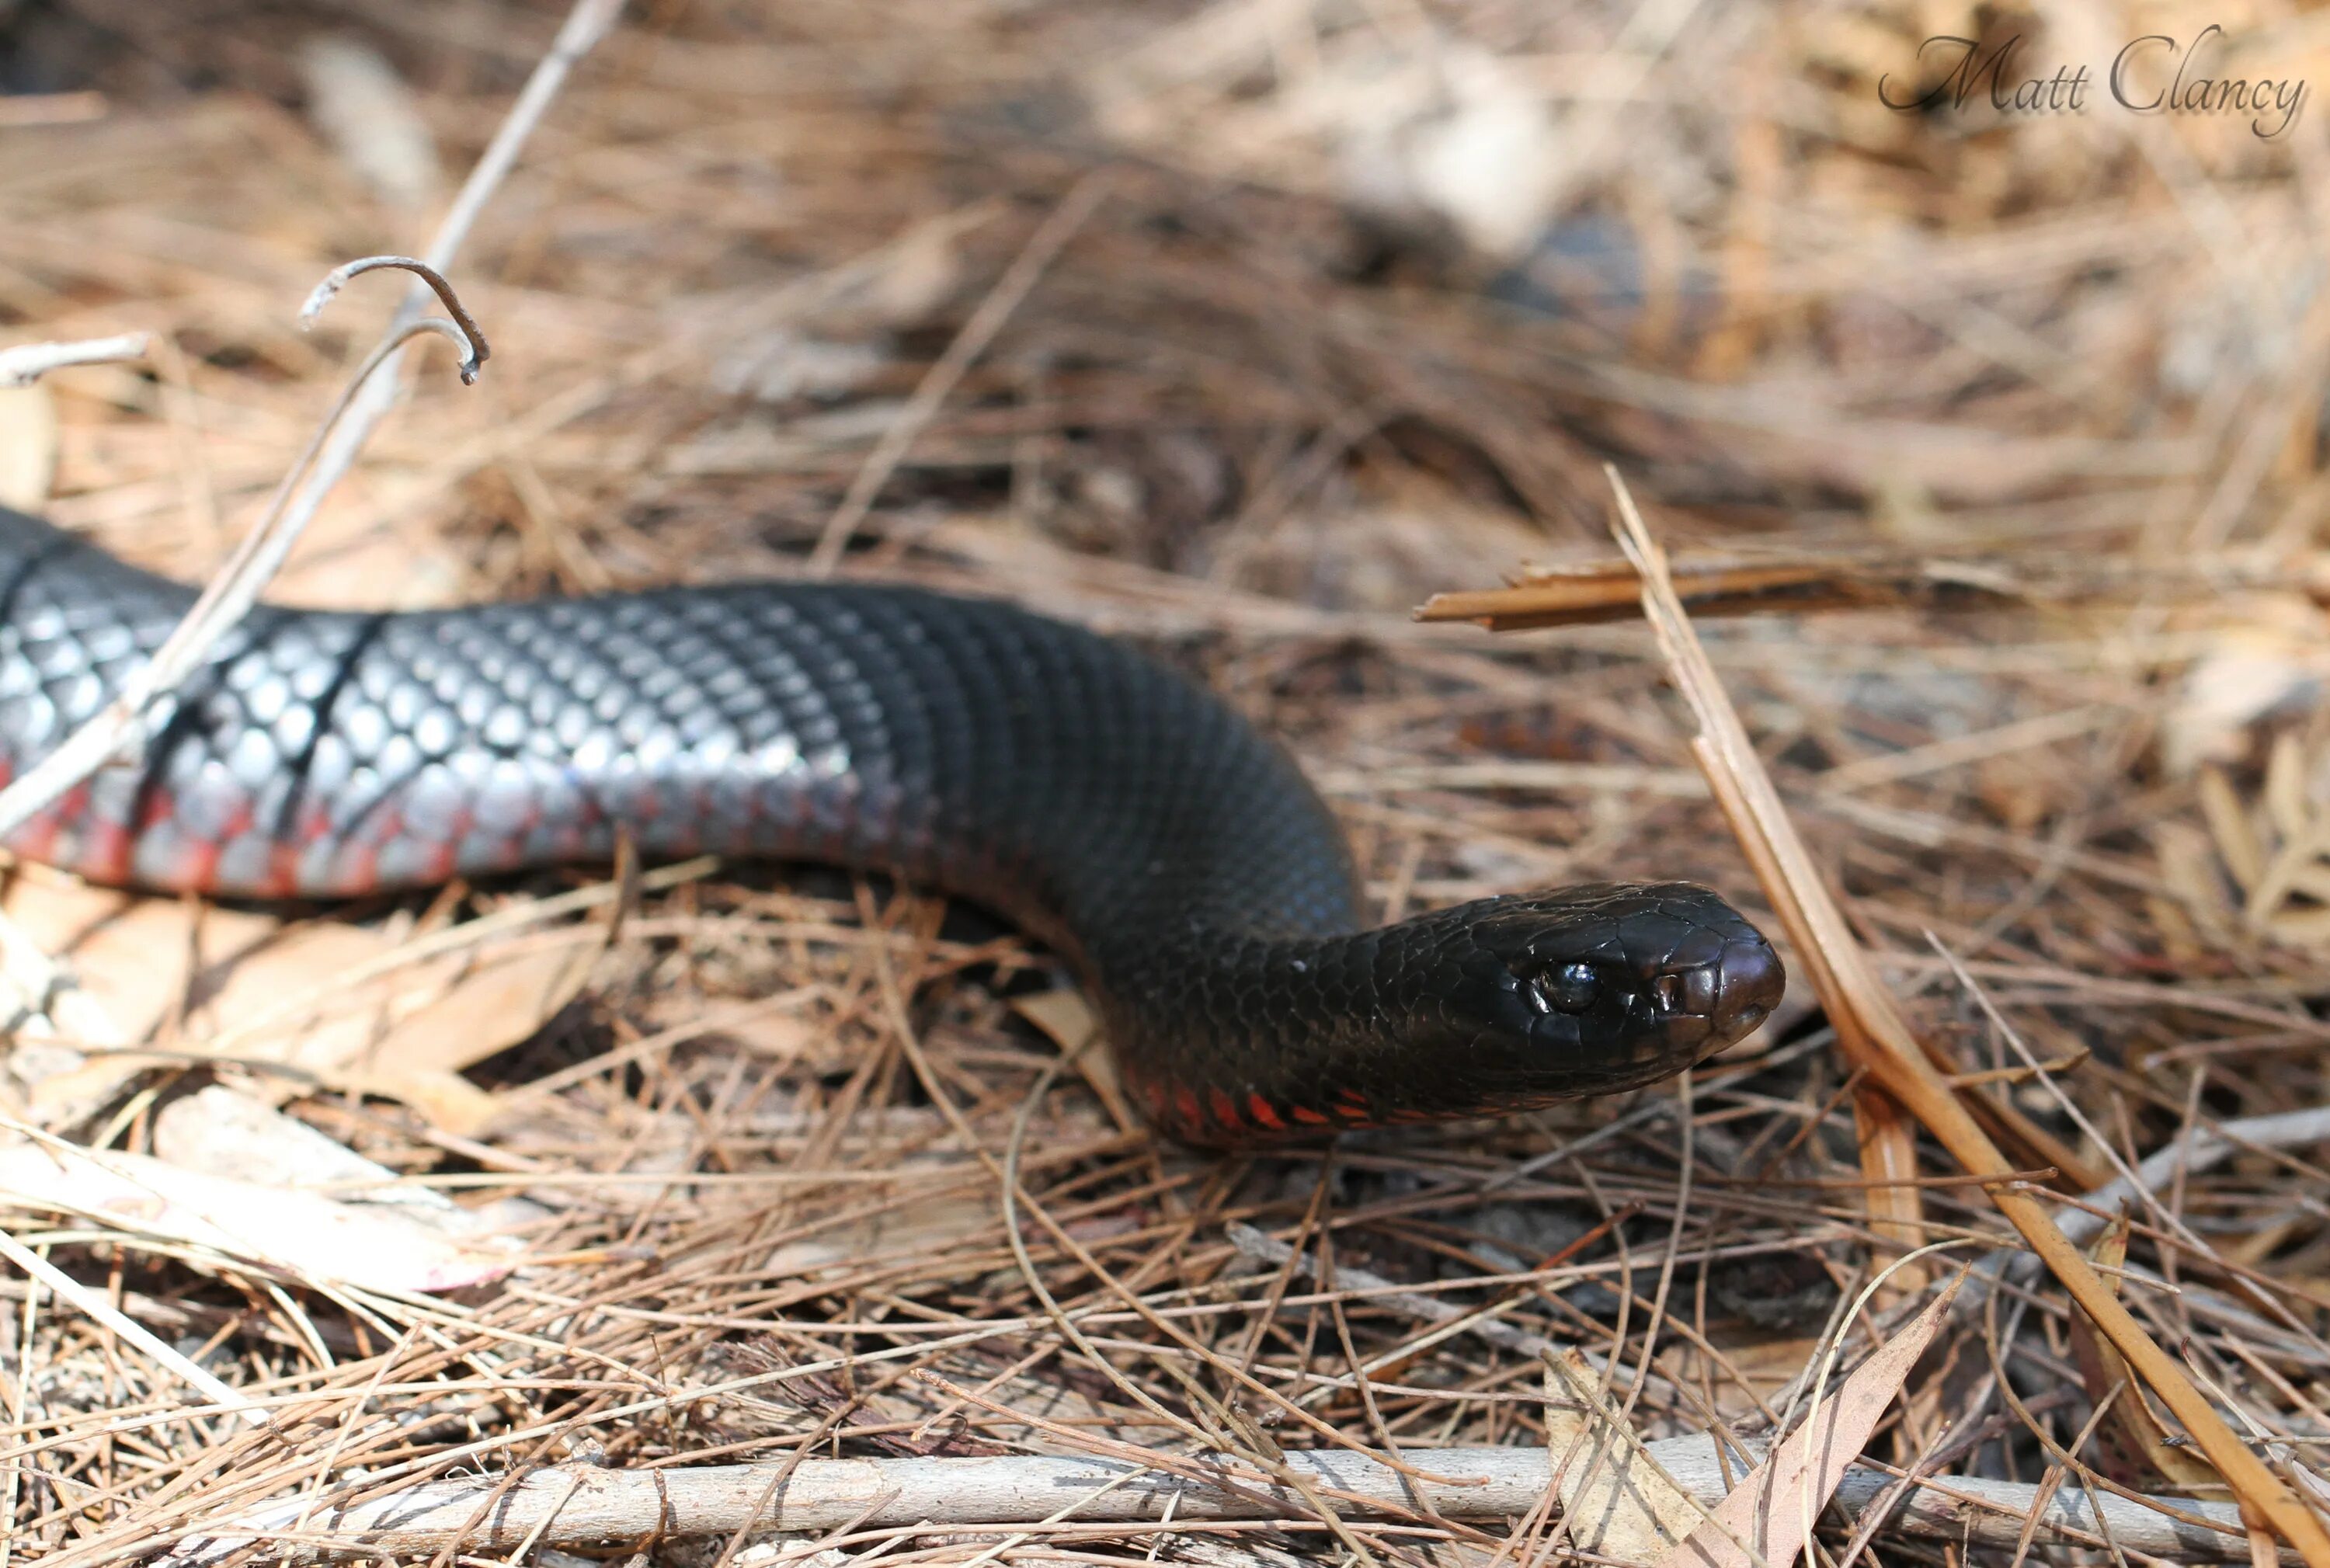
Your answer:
1530,961 -> 1600,1015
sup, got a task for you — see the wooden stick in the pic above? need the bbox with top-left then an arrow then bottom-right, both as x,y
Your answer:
158,1442 -> 2273,1563
1601,466 -> 2330,1567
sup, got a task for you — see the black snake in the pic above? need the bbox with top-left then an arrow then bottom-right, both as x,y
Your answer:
0,506 -> 1782,1144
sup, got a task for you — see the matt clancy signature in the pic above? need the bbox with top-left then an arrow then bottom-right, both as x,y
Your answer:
1880,26 -> 2306,140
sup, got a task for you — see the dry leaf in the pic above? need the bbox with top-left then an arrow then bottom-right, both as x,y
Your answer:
2160,596 -> 2330,776
153,1083 -> 436,1204
1543,1348 -> 1708,1560
4,878 -> 603,1125
0,1139 -> 510,1293
720,1009 -> 819,1062
1651,1269 -> 1966,1568
1381,45 -> 1563,260
2198,767 -> 2266,892
2155,820 -> 2238,939
1657,1337 -> 1827,1425
153,1083 -> 533,1239
354,930 -> 602,1077
368,1069 -> 504,1138
1012,988 -> 1136,1132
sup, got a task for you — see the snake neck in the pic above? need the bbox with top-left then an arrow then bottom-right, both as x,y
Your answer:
1089,917 -> 1524,1146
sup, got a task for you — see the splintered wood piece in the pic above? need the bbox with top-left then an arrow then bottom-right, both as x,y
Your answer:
1414,546 -> 2308,631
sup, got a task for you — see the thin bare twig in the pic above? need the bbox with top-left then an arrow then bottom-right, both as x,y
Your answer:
0,333 -> 152,390
2061,1105 -> 2330,1249
275,0 -> 624,566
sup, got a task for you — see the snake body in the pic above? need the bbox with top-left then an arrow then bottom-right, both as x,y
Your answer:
0,506 -> 1781,1144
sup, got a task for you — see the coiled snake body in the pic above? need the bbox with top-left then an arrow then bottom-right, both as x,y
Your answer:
0,507 -> 1781,1145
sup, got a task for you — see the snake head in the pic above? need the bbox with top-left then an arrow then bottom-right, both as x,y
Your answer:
1452,882 -> 1784,1102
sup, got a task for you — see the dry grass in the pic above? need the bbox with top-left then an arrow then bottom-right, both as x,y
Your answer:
0,1 -> 2327,1564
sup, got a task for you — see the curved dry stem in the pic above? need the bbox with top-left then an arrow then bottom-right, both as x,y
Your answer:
300,256 -> 491,381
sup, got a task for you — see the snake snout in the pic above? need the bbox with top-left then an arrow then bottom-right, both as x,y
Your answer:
1635,897 -> 1786,1061
1710,934 -> 1785,1043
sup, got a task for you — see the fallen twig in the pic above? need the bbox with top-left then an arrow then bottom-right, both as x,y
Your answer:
298,256 -> 490,377
1412,546 -> 2300,631
160,1443 -> 2273,1563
